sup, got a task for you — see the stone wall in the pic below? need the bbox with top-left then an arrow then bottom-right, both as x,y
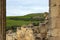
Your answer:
16,22 -> 48,40
6,13 -> 49,40
17,27 -> 35,40
49,0 -> 60,40
6,30 -> 17,40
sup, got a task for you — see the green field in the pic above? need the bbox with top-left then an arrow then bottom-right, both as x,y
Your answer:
6,12 -> 48,31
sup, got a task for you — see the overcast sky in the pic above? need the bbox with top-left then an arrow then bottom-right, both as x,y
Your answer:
6,0 -> 49,16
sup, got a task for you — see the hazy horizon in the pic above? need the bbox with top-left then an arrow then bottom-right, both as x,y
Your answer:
6,12 -> 49,16
6,0 -> 49,16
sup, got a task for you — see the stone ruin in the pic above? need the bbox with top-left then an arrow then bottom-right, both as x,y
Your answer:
49,0 -> 60,40
16,13 -> 49,40
6,30 -> 17,40
5,0 -> 60,40
17,26 -> 35,40
6,13 -> 49,40
0,0 -> 60,40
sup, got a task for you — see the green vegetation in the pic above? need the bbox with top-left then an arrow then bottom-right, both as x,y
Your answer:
6,12 -> 48,31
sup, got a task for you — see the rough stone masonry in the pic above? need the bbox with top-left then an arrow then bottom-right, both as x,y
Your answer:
49,0 -> 60,40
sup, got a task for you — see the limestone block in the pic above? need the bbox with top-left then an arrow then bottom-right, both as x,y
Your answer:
17,27 -> 35,40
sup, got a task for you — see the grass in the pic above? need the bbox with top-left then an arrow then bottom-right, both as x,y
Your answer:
6,12 -> 48,31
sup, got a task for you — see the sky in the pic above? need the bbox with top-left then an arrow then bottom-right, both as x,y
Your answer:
6,0 -> 49,16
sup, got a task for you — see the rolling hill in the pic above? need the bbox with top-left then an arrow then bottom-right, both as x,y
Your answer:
6,12 -> 48,31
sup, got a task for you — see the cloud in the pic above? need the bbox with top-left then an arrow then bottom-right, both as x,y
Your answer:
6,6 -> 49,16
6,0 -> 49,16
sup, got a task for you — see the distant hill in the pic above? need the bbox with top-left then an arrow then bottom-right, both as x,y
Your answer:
6,12 -> 48,31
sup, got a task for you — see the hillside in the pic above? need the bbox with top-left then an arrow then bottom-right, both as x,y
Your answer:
6,12 -> 48,31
